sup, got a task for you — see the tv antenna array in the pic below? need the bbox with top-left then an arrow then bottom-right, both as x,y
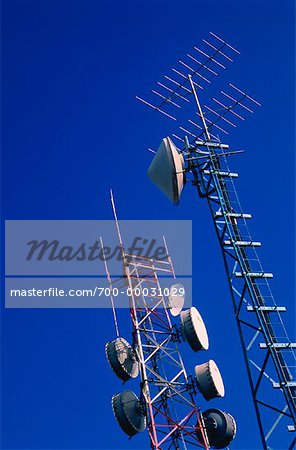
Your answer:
103,191 -> 237,449
136,32 -> 296,450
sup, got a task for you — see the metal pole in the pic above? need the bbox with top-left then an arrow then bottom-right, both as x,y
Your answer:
188,74 -> 211,141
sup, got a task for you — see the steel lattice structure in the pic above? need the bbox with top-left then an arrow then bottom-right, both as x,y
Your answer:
184,128 -> 296,449
136,32 -> 296,449
102,215 -> 210,449
122,249 -> 209,449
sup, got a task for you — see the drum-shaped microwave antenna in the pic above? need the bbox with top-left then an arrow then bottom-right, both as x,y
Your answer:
167,282 -> 185,316
106,337 -> 139,382
147,137 -> 185,204
112,390 -> 146,437
195,360 -> 225,400
197,408 -> 236,449
180,307 -> 209,351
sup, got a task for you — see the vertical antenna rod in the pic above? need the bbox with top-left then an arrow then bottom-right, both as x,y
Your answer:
100,235 -> 120,338
110,188 -> 124,248
188,74 -> 210,141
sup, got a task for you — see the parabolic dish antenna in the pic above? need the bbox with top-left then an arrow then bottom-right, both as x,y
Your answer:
180,307 -> 209,351
195,360 -> 225,400
147,137 -> 185,204
196,408 -> 237,449
167,282 -> 185,316
112,390 -> 146,437
106,337 -> 139,382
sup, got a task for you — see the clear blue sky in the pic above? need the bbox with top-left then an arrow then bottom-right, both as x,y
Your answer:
1,1 -> 295,449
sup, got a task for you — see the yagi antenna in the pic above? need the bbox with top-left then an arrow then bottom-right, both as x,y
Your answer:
169,81 -> 261,146
199,83 -> 261,137
136,32 -> 260,155
136,31 -> 240,123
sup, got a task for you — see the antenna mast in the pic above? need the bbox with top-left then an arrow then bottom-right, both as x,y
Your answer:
137,32 -> 296,449
104,193 -> 236,449
188,75 -> 210,141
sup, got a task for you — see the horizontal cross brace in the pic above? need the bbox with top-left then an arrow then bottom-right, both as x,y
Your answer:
215,212 -> 252,219
129,262 -> 172,273
224,240 -> 261,247
235,272 -> 273,278
195,140 -> 229,149
273,382 -> 296,388
259,343 -> 296,349
247,306 -> 286,312
204,170 -> 239,178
